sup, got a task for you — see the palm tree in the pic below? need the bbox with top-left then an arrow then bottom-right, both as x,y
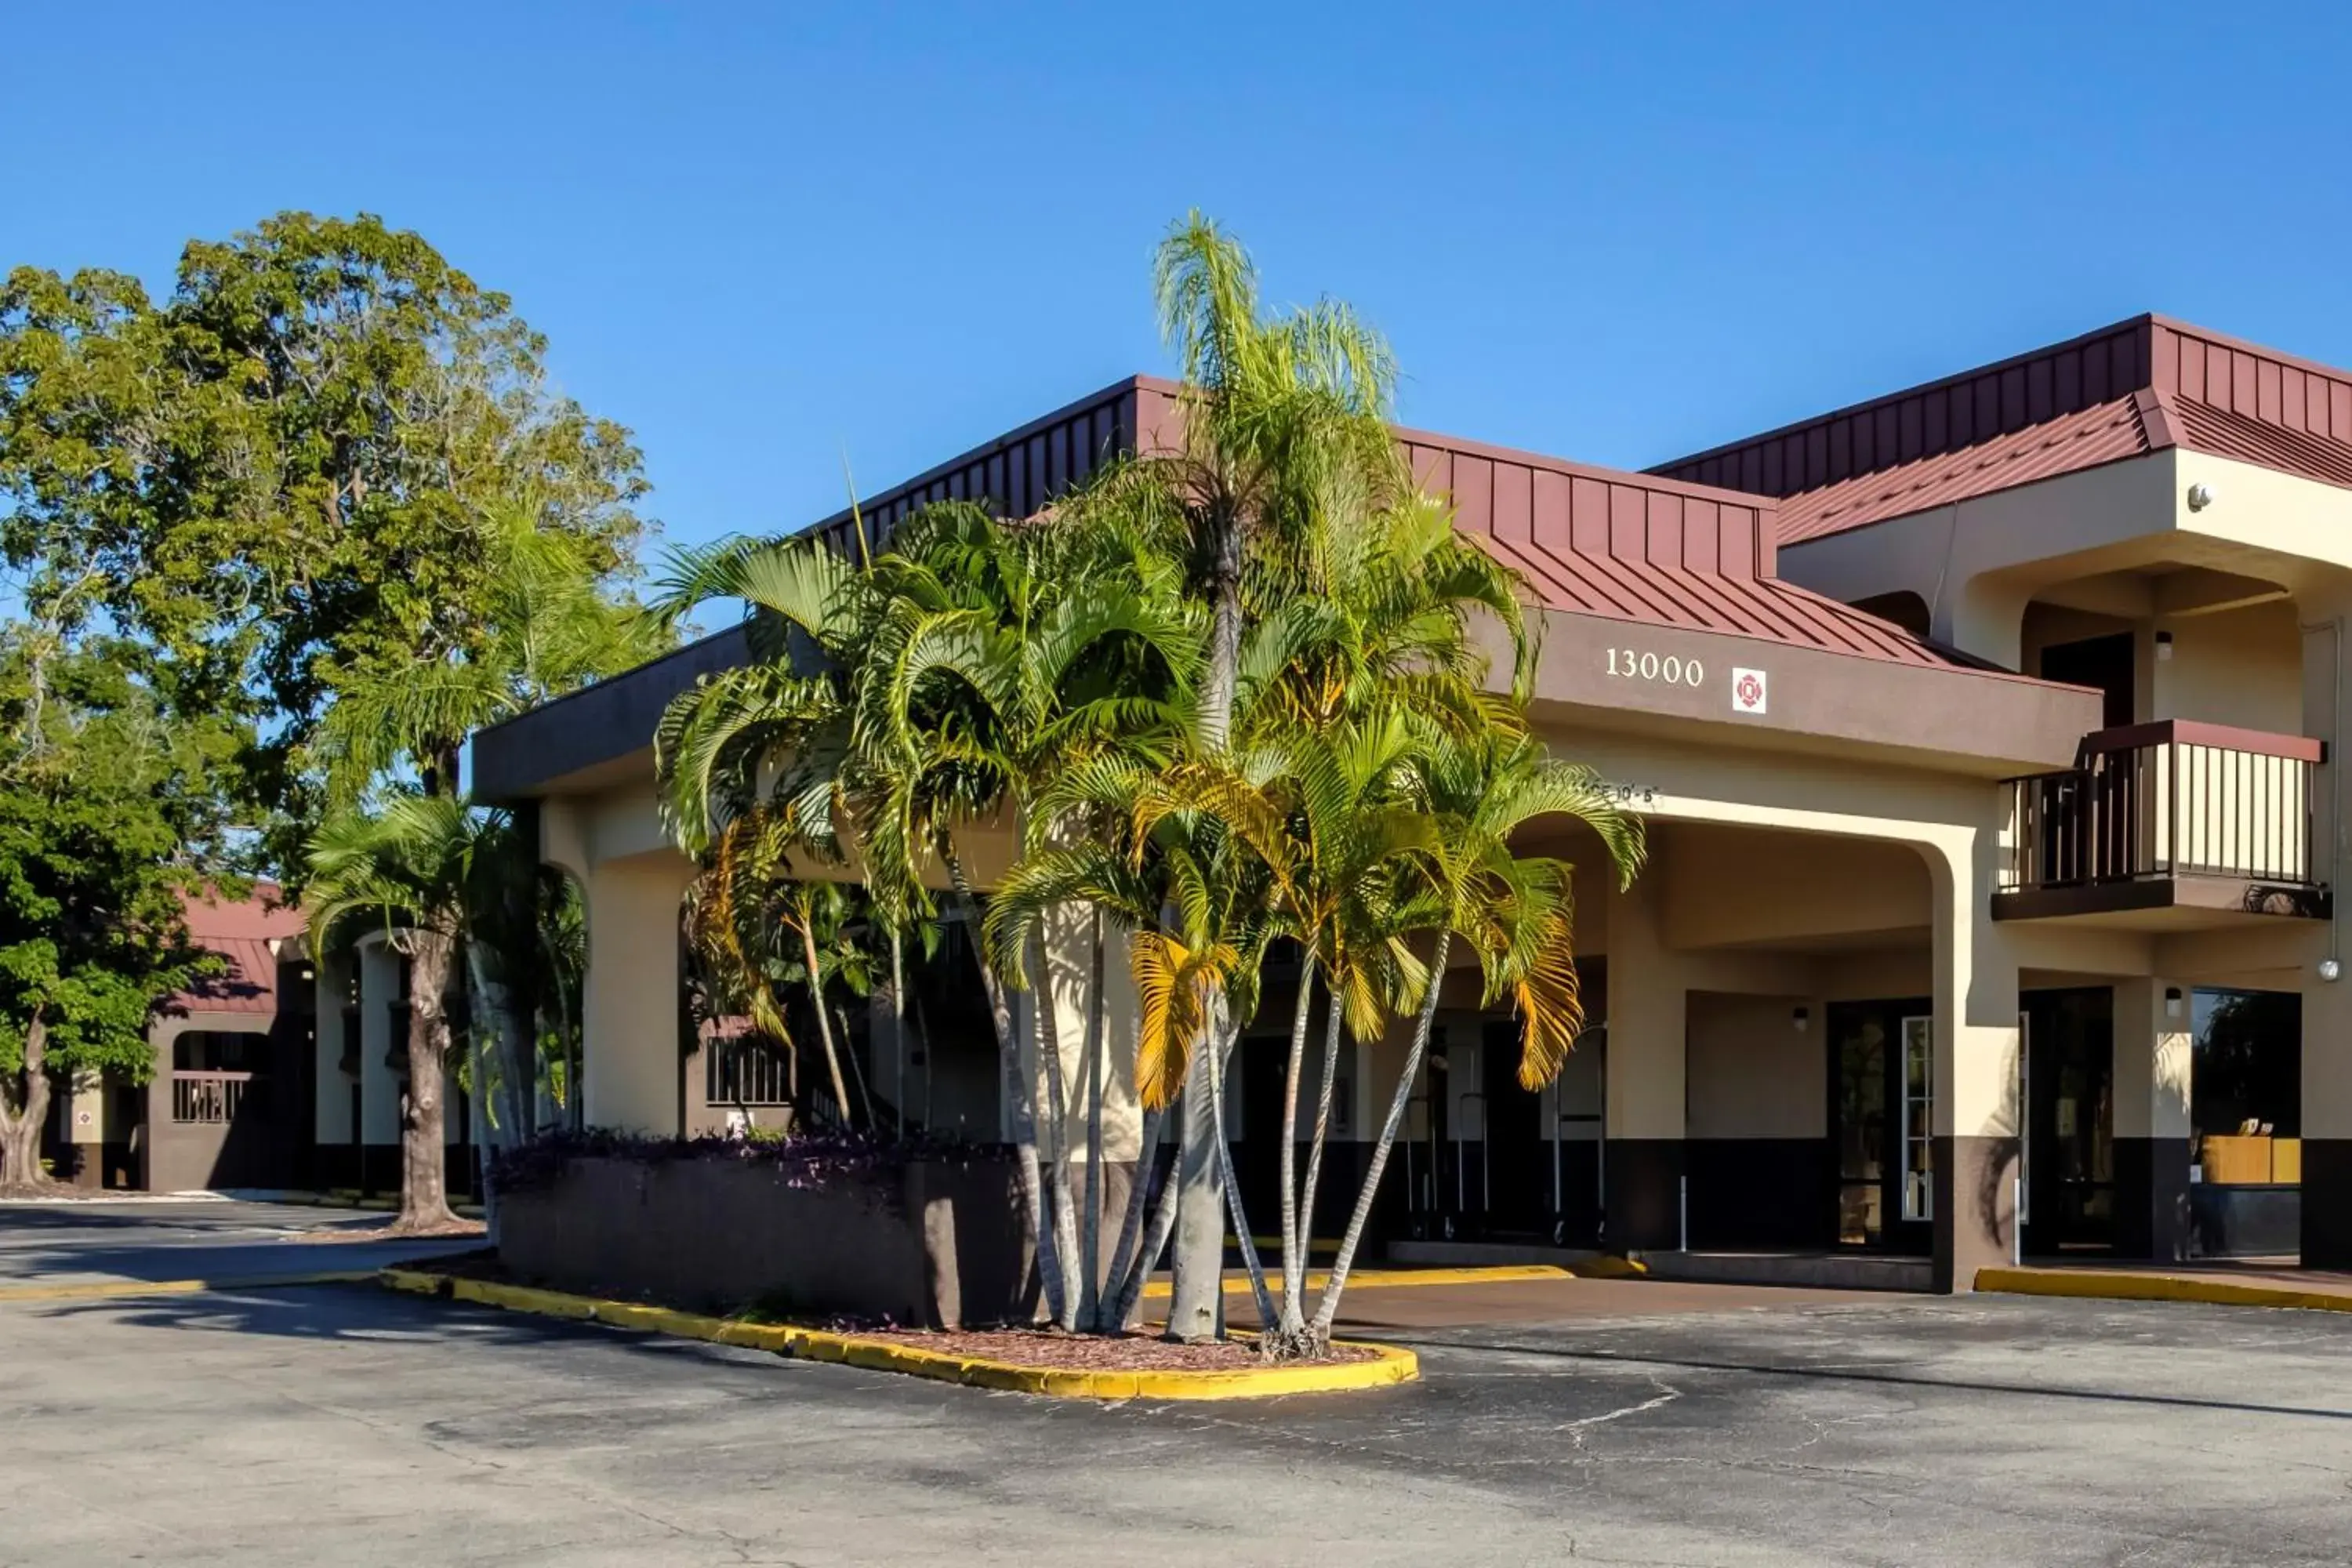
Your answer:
1305,730 -> 1644,1349
303,794 -> 520,1234
314,487 -> 672,808
306,485 -> 669,1225
1142,213 -> 1417,1328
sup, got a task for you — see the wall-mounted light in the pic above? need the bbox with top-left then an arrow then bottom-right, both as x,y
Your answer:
2187,481 -> 2216,511
2164,986 -> 2183,1019
1791,1004 -> 1811,1033
2155,630 -> 2174,662
2322,958 -> 2343,983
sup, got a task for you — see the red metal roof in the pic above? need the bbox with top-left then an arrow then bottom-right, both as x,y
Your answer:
1654,315 -> 2352,546
171,889 -> 304,1017
1400,427 -> 1988,670
797,377 -> 2004,673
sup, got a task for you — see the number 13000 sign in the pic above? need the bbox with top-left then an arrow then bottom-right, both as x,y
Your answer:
1606,648 -> 1703,687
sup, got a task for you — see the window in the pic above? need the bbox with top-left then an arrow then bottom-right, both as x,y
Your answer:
2192,989 -> 2299,1185
1900,1016 -> 1933,1222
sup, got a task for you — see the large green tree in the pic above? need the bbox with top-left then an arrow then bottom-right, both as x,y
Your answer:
0,211 -> 651,843
0,629 -> 225,1190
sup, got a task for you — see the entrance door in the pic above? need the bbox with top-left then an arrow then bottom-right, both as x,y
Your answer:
1481,1021 -> 1548,1236
1829,999 -> 1934,1254
2024,988 -> 2114,1251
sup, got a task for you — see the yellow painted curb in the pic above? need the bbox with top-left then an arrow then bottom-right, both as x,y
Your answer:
1976,1266 -> 2352,1315
1138,1262 -> 1572,1299
379,1269 -> 1419,1400
0,1270 -> 377,1305
1574,1255 -> 1650,1279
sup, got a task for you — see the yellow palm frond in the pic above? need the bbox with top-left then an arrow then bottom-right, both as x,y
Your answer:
1512,909 -> 1584,1090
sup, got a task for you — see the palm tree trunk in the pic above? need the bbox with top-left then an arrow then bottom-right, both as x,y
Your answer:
1102,1105 -> 1163,1329
397,929 -> 463,1233
1310,931 -> 1452,1345
1202,997 -> 1278,1338
798,920 -> 853,1127
837,1002 -> 876,1128
1276,948 -> 1318,1334
888,928 -> 909,1134
1027,928 -> 1082,1330
1080,906 -> 1107,1331
460,944 -> 505,1243
1165,1066 -> 1226,1341
1167,503 -> 1244,1327
0,1009 -> 53,1192
1295,985 -> 1347,1285
944,844 -> 1065,1328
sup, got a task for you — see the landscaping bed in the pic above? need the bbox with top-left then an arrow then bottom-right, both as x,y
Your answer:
380,1263 -> 1415,1398
804,1327 -> 1377,1371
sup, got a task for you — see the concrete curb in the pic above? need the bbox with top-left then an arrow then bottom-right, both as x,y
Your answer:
1976,1266 -> 2352,1315
1139,1262 -> 1573,1300
0,1271 -> 379,1304
379,1269 -> 1421,1400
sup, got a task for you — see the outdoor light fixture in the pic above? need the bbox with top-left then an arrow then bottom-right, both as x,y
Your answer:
2322,958 -> 2343,983
2187,481 -> 2216,511
2155,630 -> 2174,662
2165,986 -> 2183,1019
1792,1005 -> 1811,1033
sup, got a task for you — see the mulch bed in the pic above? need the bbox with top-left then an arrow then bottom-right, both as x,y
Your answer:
383,1252 -> 1370,1369
291,1217 -> 487,1243
847,1327 -> 1377,1371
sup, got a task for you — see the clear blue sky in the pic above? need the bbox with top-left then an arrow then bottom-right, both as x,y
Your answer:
10,3 -> 2350,561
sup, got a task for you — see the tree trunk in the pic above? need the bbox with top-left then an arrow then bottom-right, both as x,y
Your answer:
1028,929 -> 1081,1330
1294,982 -> 1348,1291
397,929 -> 463,1232
1102,1105 -> 1163,1330
1310,931 -> 1452,1345
1276,949 -> 1317,1334
1202,997 -> 1279,1341
0,1010 -> 53,1192
1167,500 -> 1243,1325
943,845 -> 1065,1329
1164,1065 -> 1226,1342
798,919 -> 853,1127
1080,907 -> 1106,1331
888,929 -> 909,1134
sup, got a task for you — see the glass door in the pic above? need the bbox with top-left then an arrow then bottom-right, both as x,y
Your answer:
2024,988 -> 2114,1251
1830,999 -> 1934,1254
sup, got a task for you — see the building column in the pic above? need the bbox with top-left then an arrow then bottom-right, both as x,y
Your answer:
357,936 -> 404,1194
313,953 -> 354,1154
2111,978 -> 2194,1262
581,853 -> 697,1134
1926,832 -> 2020,1292
1604,869 -> 1686,1250
2299,604 -> 2352,1267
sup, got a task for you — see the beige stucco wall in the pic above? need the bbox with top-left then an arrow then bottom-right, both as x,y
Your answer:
1686,991 -> 1824,1139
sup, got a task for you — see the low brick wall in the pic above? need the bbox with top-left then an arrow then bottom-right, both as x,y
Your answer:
498,1151 -> 1036,1329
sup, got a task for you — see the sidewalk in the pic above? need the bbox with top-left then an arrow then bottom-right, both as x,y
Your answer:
1976,1258 -> 2352,1315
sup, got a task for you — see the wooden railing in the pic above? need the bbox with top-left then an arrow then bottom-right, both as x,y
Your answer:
172,1070 -> 256,1125
2001,721 -> 2324,892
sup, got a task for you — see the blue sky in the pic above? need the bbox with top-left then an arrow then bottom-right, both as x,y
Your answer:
10,3 -> 2350,563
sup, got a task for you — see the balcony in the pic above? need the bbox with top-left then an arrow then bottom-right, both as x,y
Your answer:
1996,721 -> 2331,923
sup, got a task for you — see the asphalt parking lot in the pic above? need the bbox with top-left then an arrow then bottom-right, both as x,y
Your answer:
5,1202 -> 2351,1566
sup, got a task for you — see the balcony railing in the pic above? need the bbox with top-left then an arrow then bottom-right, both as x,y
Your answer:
1999,721 -> 2326,902
172,1070 -> 258,1125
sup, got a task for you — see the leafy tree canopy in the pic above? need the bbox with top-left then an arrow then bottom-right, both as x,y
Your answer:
0,628 -> 223,1087
0,211 -> 652,852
